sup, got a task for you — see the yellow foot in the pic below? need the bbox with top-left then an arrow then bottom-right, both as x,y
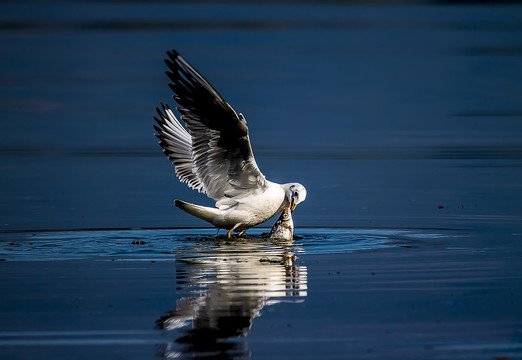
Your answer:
226,228 -> 234,238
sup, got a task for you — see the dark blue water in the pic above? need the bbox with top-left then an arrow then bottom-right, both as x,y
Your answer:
1,1 -> 522,359
1,1 -> 522,231
1,226 -> 521,359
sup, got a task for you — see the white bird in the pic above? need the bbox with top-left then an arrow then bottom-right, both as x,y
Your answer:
153,50 -> 307,237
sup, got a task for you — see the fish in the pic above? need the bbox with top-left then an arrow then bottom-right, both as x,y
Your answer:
268,206 -> 294,240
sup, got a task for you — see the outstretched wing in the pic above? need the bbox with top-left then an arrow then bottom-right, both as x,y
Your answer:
154,49 -> 267,203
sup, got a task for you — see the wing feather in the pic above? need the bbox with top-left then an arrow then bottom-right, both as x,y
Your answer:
153,103 -> 204,193
157,49 -> 267,203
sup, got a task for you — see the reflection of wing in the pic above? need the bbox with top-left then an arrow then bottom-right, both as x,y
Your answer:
155,240 -> 307,358
154,50 -> 268,202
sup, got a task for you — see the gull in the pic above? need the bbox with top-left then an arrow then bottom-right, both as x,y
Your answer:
153,50 -> 307,237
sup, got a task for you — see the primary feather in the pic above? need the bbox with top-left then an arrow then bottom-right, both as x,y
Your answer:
155,50 -> 267,206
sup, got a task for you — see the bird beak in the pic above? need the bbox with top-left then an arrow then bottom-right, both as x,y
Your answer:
290,197 -> 297,212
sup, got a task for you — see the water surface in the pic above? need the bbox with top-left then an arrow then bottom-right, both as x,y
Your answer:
1,226 -> 521,359
1,1 -> 522,359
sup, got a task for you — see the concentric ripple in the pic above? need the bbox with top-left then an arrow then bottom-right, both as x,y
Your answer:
0,227 -> 465,261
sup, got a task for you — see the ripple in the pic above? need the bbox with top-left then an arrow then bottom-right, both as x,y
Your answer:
0,227 -> 465,261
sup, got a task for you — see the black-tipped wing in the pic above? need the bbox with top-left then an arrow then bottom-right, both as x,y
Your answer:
155,50 -> 267,203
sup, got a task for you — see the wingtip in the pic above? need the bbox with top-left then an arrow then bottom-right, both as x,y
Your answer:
159,102 -> 170,111
164,60 -> 175,70
152,123 -> 162,135
154,103 -> 172,120
153,107 -> 166,124
166,49 -> 180,61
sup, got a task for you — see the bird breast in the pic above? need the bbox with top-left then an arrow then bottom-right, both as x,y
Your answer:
223,182 -> 286,228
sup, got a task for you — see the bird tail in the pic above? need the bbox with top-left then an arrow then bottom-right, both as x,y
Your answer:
174,200 -> 221,225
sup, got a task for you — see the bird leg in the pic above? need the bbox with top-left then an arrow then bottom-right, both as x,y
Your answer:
226,224 -> 241,238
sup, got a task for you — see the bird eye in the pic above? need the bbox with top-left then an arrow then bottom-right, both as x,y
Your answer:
293,191 -> 299,197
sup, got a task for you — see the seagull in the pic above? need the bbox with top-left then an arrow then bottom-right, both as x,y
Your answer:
153,50 -> 307,237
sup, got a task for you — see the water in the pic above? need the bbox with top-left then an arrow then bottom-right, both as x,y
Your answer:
2,2 -> 522,230
1,227 -> 521,359
1,1 -> 522,359
0,227 -> 461,261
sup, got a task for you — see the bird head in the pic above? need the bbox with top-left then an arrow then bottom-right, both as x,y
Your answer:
285,183 -> 307,212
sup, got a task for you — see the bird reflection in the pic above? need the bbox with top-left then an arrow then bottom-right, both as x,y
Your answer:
155,237 -> 307,359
